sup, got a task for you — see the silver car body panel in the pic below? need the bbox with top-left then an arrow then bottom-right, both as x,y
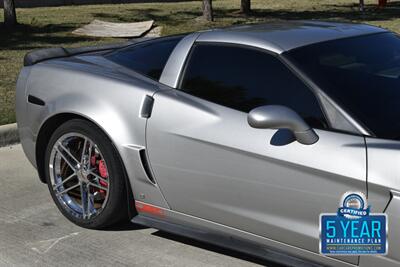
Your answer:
15,21 -> 398,266
159,32 -> 201,88
196,21 -> 386,54
132,202 -> 355,267
361,138 -> 400,266
15,67 -> 34,164
16,56 -> 170,208
359,190 -> 400,267
146,88 -> 366,265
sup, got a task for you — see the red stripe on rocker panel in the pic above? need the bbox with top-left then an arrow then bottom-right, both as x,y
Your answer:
135,201 -> 166,218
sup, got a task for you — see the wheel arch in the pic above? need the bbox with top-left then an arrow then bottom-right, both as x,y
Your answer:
36,113 -> 79,183
35,112 -> 136,217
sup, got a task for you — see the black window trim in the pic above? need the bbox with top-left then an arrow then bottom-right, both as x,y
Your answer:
177,41 -> 331,130
105,34 -> 186,82
106,34 -> 186,56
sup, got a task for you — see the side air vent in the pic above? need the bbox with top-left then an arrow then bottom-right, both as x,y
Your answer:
139,149 -> 156,184
28,95 -> 45,106
140,95 -> 154,118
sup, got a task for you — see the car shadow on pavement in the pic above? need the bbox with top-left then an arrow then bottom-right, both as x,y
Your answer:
103,221 -> 148,231
104,221 -> 283,266
152,230 -> 284,267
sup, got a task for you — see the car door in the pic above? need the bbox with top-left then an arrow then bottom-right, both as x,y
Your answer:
146,43 -> 365,263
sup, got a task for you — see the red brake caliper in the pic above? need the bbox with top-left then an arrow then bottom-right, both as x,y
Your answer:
91,156 -> 108,194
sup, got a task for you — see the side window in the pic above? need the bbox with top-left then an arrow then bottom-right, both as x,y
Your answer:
106,36 -> 184,80
180,44 -> 328,129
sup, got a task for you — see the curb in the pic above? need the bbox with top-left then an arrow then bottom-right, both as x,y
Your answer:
0,123 -> 19,147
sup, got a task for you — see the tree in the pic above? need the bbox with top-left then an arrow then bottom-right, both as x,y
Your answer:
359,0 -> 365,11
202,0 -> 213,21
378,0 -> 387,8
240,0 -> 251,14
3,0 -> 17,27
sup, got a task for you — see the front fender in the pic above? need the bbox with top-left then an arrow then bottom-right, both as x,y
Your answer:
359,191 -> 400,267
18,61 -> 170,209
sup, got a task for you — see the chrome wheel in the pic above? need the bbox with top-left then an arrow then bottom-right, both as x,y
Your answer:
49,133 -> 110,220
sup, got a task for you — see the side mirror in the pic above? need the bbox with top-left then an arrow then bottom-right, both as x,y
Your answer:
247,105 -> 319,145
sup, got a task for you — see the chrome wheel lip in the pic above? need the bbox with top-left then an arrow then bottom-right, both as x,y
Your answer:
49,132 -> 110,220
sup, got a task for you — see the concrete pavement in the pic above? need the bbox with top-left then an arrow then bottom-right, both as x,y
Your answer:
0,123 -> 18,147
0,145 -> 274,267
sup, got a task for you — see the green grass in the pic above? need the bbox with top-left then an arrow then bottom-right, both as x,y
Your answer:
1,0 -> 400,125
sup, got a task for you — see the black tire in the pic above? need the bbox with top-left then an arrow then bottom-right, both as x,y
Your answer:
44,119 -> 128,229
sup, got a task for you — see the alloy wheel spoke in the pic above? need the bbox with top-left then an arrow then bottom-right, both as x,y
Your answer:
56,142 -> 80,171
80,182 -> 94,219
88,181 -> 108,191
56,182 -> 80,196
88,141 -> 93,156
51,133 -> 109,221
58,141 -> 80,165
55,147 -> 77,171
80,137 -> 88,164
80,182 -> 91,219
89,170 -> 108,185
53,173 -> 77,190
87,184 -> 94,218
86,141 -> 94,166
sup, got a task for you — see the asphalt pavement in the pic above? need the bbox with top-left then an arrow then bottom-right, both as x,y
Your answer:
0,145 -> 273,267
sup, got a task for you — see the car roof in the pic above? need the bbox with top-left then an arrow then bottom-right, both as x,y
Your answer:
196,20 -> 388,53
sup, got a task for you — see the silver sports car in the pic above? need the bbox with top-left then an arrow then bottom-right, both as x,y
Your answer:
16,21 -> 400,266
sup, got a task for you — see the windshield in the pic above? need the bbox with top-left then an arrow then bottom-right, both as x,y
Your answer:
287,32 -> 400,140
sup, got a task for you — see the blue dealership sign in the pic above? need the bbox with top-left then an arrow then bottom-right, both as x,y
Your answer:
320,192 -> 388,255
